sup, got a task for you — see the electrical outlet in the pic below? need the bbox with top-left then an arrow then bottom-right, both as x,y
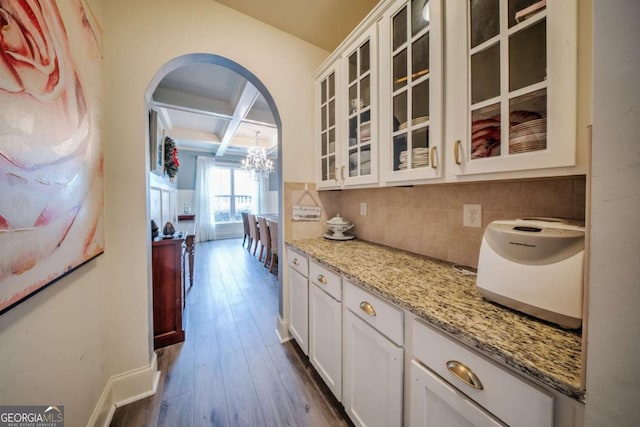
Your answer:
463,204 -> 482,228
360,202 -> 367,216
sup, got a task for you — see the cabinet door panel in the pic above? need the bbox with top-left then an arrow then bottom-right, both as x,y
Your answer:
451,0 -> 578,175
317,64 -> 341,189
342,27 -> 378,187
410,360 -> 505,427
380,0 -> 444,184
343,310 -> 403,427
309,284 -> 342,400
289,267 -> 309,354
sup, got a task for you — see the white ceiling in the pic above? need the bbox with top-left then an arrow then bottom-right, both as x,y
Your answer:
152,0 -> 380,161
215,0 -> 381,52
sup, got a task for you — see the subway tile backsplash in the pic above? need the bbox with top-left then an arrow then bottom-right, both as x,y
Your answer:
317,176 -> 586,268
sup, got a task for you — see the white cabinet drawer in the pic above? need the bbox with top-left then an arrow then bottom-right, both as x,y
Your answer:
413,320 -> 553,427
287,246 -> 309,277
309,260 -> 342,301
344,280 -> 403,346
410,360 -> 505,427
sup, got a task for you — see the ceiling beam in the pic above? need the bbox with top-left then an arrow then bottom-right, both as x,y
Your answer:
154,101 -> 234,122
215,81 -> 259,157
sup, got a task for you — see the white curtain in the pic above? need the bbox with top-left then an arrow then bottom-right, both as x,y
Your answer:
194,156 -> 217,242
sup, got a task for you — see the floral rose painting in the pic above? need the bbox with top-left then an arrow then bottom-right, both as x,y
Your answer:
0,0 -> 104,313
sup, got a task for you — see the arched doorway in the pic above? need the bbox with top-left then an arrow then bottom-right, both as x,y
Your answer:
144,53 -> 284,345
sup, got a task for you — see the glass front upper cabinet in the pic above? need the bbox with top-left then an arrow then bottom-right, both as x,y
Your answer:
317,64 -> 340,188
342,27 -> 378,186
456,0 -> 577,174
381,0 -> 443,183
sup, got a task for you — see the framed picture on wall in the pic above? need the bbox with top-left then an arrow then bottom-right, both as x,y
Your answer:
149,109 -> 158,170
0,0 -> 105,314
157,125 -> 165,173
149,109 -> 164,174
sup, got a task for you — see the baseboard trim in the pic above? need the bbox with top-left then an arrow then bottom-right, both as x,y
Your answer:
276,315 -> 292,343
88,353 -> 160,427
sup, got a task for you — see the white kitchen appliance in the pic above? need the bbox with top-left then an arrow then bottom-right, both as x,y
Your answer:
476,218 -> 585,329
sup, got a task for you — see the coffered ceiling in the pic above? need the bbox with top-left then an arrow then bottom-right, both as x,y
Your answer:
152,0 -> 380,161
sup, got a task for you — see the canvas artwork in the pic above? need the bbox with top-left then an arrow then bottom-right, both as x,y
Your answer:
0,0 -> 104,313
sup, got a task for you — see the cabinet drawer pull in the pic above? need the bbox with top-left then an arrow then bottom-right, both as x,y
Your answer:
430,146 -> 438,169
341,165 -> 346,181
454,140 -> 462,165
359,301 -> 376,316
446,360 -> 484,390
293,258 -> 299,266
317,274 -> 327,284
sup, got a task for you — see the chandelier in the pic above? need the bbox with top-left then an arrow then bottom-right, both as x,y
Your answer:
242,131 -> 274,178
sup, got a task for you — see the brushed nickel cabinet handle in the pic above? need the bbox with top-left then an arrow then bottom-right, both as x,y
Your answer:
446,360 -> 484,390
430,146 -> 438,169
293,258 -> 299,266
454,140 -> 461,165
317,274 -> 327,284
359,301 -> 376,316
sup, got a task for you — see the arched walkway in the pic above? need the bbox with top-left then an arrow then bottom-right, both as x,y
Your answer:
144,52 -> 285,341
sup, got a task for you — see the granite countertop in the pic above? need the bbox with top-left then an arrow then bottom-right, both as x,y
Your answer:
286,237 -> 584,401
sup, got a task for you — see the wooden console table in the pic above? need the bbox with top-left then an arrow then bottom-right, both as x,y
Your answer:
152,236 -> 185,349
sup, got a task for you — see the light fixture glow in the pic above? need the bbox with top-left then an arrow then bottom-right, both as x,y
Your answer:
241,130 -> 274,179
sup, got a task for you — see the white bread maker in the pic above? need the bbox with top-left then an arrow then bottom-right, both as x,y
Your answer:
476,218 -> 585,329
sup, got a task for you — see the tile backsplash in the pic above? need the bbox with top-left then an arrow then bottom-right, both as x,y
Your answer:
314,176 -> 586,268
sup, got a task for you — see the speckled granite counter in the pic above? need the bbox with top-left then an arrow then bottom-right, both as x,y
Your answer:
287,237 -> 583,401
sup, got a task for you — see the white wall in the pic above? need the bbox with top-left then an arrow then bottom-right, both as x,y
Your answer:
585,0 -> 640,425
100,0 -> 326,408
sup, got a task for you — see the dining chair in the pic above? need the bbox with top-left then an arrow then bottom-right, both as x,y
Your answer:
241,212 -> 250,248
267,219 -> 278,274
247,213 -> 259,255
257,216 -> 271,265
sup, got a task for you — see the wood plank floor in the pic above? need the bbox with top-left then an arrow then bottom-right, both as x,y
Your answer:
110,238 -> 351,427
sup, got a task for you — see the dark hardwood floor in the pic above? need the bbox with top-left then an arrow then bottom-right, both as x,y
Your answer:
110,238 -> 350,427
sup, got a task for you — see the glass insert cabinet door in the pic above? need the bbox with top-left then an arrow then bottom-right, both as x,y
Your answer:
456,0 -> 577,174
318,65 -> 339,187
381,0 -> 443,183
342,27 -> 377,185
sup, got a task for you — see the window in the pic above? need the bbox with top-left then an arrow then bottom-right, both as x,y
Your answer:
210,168 -> 257,222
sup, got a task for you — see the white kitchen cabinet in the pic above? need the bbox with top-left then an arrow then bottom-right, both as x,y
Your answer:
288,247 -> 309,354
446,0 -> 578,176
341,26 -> 379,187
410,360 -> 505,427
411,319 -> 553,427
314,0 -> 582,189
309,279 -> 342,400
315,26 -> 378,189
316,61 -> 342,189
379,0 -> 444,184
343,280 -> 403,427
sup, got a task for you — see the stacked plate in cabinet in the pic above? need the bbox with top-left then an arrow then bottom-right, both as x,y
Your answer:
398,115 -> 429,131
360,122 -> 371,143
398,147 -> 429,170
509,118 -> 547,154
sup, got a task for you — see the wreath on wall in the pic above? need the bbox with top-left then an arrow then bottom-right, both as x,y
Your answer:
164,136 -> 179,179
